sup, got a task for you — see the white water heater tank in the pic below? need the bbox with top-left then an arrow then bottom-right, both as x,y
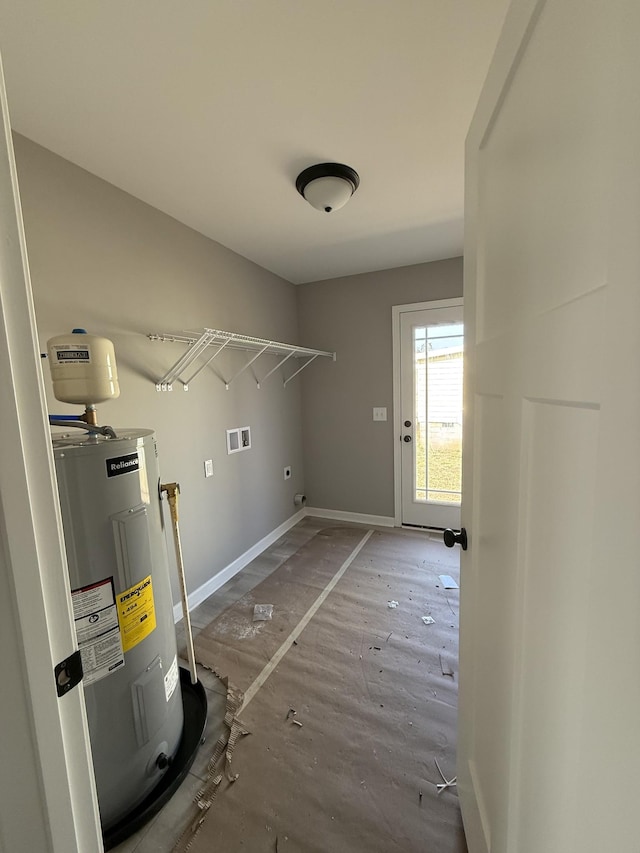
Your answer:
53,429 -> 183,830
47,328 -> 120,404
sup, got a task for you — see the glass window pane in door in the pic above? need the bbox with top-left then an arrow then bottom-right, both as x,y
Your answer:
413,323 -> 463,505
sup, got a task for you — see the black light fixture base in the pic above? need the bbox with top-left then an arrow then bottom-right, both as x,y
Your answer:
296,162 -> 360,198
102,668 -> 208,850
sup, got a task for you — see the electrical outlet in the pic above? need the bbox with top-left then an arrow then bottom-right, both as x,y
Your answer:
373,407 -> 387,421
284,466 -> 292,480
204,459 -> 214,478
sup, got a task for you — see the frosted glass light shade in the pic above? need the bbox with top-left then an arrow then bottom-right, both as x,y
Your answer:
303,176 -> 355,212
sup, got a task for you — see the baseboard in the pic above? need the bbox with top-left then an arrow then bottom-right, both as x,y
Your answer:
304,506 -> 396,528
173,508 -> 307,622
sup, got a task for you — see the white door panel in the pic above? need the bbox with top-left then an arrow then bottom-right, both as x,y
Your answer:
459,1 -> 640,852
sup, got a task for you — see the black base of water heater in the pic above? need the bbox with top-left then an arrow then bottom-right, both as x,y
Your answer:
103,668 -> 208,851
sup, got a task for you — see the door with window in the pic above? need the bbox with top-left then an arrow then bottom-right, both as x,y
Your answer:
395,300 -> 463,528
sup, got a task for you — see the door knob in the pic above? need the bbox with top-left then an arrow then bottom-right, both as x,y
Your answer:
403,435 -> 412,442
443,527 -> 467,551
404,420 -> 412,428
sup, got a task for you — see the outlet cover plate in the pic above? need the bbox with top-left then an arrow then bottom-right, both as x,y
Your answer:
284,466 -> 292,480
204,459 -> 214,478
373,407 -> 387,421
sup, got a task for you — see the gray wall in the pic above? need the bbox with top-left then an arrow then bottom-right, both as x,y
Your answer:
297,258 -> 463,518
14,135 -> 305,601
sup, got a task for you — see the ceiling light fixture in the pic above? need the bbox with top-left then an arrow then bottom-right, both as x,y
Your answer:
296,162 -> 360,213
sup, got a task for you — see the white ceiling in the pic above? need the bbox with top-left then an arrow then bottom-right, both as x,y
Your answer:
0,1 -> 508,284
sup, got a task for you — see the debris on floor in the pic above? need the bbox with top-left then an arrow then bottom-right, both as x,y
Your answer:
186,525 -> 463,851
172,670 -> 250,853
439,575 -> 459,589
422,616 -> 435,625
439,654 -> 455,678
434,758 -> 457,795
387,600 -> 399,608
253,604 -> 274,621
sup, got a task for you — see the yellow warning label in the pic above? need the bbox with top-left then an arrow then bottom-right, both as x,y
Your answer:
117,574 -> 156,653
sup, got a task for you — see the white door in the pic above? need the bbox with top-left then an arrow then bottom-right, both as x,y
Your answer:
0,55 -> 103,852
458,1 -> 640,852
394,300 -> 463,528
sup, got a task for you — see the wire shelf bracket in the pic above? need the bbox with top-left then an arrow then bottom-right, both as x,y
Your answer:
148,328 -> 335,391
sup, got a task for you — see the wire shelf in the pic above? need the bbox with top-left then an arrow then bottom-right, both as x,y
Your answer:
148,328 -> 335,391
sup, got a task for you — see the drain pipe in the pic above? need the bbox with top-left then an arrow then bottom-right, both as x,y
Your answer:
160,482 -> 197,685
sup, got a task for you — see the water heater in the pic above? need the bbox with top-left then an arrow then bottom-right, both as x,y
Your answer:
53,429 -> 184,830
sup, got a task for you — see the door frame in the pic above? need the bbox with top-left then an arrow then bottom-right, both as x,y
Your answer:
0,54 -> 103,852
392,297 -> 464,527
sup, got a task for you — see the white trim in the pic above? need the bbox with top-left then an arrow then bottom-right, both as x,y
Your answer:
392,309 -> 402,526
304,506 -> 395,528
0,54 -> 102,852
173,508 -> 307,621
391,298 -> 464,526
393,298 -> 463,315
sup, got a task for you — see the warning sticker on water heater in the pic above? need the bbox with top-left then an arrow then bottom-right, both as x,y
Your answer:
117,574 -> 156,652
71,577 -> 124,686
164,655 -> 179,702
